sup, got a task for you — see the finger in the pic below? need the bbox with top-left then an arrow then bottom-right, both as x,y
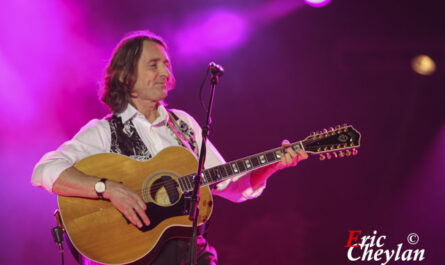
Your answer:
297,150 -> 308,160
128,195 -> 150,226
133,195 -> 147,210
286,147 -> 297,157
131,195 -> 150,225
279,152 -> 286,166
123,208 -> 143,228
281,139 -> 291,147
284,152 -> 293,164
133,205 -> 150,226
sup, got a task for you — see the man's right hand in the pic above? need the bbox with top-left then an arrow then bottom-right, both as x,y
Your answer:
104,180 -> 151,228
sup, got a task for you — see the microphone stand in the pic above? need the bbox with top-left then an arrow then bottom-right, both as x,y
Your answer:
189,63 -> 223,265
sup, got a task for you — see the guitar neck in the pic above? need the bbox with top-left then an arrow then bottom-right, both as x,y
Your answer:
178,141 -> 304,192
177,125 -> 362,192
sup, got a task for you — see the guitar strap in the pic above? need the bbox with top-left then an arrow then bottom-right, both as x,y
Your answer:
167,110 -> 209,236
167,110 -> 200,158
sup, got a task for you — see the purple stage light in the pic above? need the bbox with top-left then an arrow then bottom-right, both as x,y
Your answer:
304,0 -> 331,8
175,10 -> 247,56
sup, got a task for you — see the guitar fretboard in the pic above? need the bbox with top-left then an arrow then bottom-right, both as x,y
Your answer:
178,141 -> 304,192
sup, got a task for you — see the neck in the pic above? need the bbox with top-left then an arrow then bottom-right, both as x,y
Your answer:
132,99 -> 160,123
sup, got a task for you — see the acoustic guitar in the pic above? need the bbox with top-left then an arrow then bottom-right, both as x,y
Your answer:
58,125 -> 361,264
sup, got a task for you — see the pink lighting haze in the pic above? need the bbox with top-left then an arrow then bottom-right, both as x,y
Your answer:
304,0 -> 331,8
0,1 -> 443,265
175,10 -> 247,56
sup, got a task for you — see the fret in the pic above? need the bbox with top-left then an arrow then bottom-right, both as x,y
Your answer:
224,164 -> 234,176
185,175 -> 192,191
199,141 -> 306,186
181,177 -> 188,191
215,167 -> 223,180
203,171 -> 210,184
244,159 -> 252,170
219,165 -> 228,178
293,142 -> 303,151
178,177 -> 185,191
210,168 -> 217,181
258,154 -> 267,164
200,172 -> 207,185
265,151 -> 276,162
251,156 -> 260,168
237,160 -> 246,172
231,163 -> 239,174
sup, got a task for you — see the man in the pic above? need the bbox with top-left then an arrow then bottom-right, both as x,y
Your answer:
32,30 -> 308,265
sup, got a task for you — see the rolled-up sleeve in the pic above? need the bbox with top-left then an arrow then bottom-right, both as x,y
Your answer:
31,119 -> 110,193
212,172 -> 266,202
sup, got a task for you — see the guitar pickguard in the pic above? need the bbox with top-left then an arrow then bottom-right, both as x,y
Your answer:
121,194 -> 189,232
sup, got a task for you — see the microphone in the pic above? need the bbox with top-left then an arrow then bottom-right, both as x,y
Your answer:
208,62 -> 224,76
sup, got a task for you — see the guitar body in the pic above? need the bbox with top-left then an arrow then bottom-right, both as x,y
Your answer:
58,146 -> 213,265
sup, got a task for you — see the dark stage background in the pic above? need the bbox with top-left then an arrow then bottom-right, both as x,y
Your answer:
0,0 -> 444,264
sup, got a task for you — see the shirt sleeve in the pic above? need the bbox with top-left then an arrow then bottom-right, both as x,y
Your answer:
171,109 -> 266,202
31,119 -> 111,193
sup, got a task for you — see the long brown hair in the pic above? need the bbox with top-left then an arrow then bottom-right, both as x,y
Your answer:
101,30 -> 168,113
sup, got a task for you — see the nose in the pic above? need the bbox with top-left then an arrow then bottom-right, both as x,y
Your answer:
159,64 -> 171,79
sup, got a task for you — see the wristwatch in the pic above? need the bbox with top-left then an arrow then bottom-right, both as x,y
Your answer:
94,178 -> 107,199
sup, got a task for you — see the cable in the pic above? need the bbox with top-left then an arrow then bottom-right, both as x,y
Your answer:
199,67 -> 211,114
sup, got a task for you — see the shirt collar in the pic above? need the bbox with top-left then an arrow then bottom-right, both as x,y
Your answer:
118,104 -> 169,125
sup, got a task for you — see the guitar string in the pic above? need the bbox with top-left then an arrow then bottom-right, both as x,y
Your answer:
136,141 -> 356,194
137,135 -> 356,193
131,134 -> 358,194
138,152 -> 288,193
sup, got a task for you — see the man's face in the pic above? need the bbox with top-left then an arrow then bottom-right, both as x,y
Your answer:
131,40 -> 174,103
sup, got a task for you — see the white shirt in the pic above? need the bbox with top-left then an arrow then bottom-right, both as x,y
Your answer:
32,104 -> 265,202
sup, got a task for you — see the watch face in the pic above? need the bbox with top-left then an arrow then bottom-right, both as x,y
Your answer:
95,181 -> 106,193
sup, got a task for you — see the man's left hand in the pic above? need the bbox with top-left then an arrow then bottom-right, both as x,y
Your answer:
273,139 -> 308,171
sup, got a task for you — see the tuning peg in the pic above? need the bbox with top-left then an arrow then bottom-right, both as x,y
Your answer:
339,151 -> 345,157
326,153 -> 332,159
342,123 -> 348,128
329,127 -> 335,131
332,151 -> 338,158
319,154 -> 326,161
322,128 -> 328,133
311,131 -> 316,136
335,125 -> 341,130
352,148 -> 358,156
345,150 -> 351,156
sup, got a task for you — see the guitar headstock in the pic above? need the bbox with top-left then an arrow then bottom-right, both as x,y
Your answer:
302,124 -> 361,160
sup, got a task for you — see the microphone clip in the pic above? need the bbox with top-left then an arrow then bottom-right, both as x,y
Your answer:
208,62 -> 224,77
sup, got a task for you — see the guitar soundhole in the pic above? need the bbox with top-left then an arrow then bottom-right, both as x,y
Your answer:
149,176 -> 180,206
